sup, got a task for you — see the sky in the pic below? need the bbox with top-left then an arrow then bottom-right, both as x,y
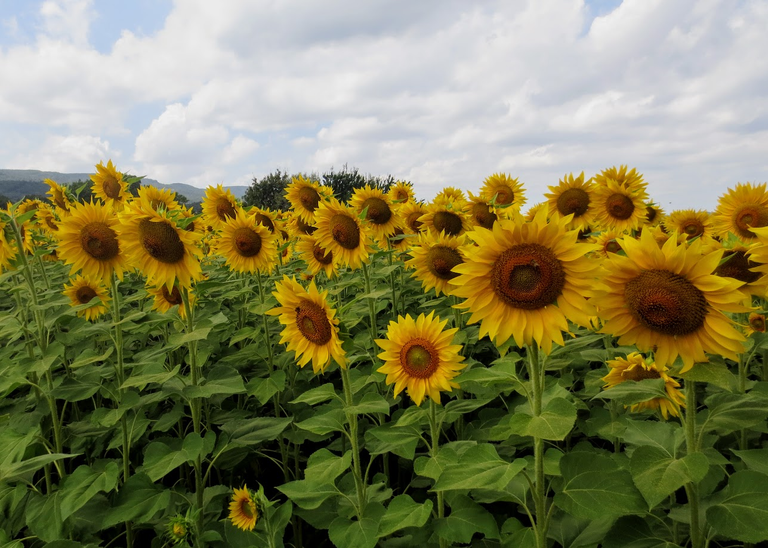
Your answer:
1,0 -> 767,210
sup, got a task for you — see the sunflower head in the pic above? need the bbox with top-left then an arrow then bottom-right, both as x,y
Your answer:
748,312 -> 766,335
166,514 -> 193,545
467,192 -> 498,229
214,208 -> 277,274
602,352 -> 685,419
350,186 -> 402,239
480,173 -> 526,210
388,181 -> 414,203
434,186 -> 466,204
228,486 -> 260,532
713,182 -> 768,242
247,206 -> 277,233
400,201 -> 427,234
44,178 -> 72,214
405,231 -> 467,296
0,222 -> 17,274
645,202 -> 665,226
137,185 -> 180,213
296,234 -> 338,279
594,230 -> 624,258
664,209 -> 713,243
544,172 -> 595,231
593,165 -> 647,193
592,177 -> 649,232
147,282 -> 192,318
285,175 -> 329,223
90,160 -> 127,211
202,184 -> 239,230
313,198 -> 371,270
62,274 -> 111,321
420,199 -> 470,237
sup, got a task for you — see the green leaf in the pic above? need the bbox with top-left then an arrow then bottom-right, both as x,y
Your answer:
554,452 -> 647,519
365,424 -> 421,460
676,360 -> 736,391
0,453 -> 77,482
621,419 -> 679,455
246,370 -> 286,405
68,347 -> 113,369
629,446 -> 709,509
329,503 -> 386,548
434,495 -> 499,543
603,516 -> 681,548
278,481 -> 339,510
346,392 -> 390,415
102,473 -> 171,527
59,462 -> 119,521
495,398 -> 577,441
183,366 -> 246,399
732,448 -> 768,476
121,364 -> 180,389
377,495 -> 433,537
433,444 -> 527,492
289,383 -> 338,405
168,327 -> 211,347
221,417 -> 293,446
25,490 -> 63,542
706,470 -> 768,543
304,449 -> 352,484
593,378 -> 669,405
700,392 -> 768,434
52,368 -> 102,402
414,445 -> 462,481
295,406 -> 346,436
140,433 -> 204,481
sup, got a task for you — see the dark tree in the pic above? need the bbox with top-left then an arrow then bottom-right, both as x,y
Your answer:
242,169 -> 292,211
176,194 -> 189,205
0,194 -> 11,206
322,164 -> 396,203
67,179 -> 93,203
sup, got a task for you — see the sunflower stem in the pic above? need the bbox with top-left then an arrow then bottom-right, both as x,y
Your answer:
737,351 -> 748,450
684,380 -> 703,548
429,400 -> 447,548
35,253 -> 51,290
361,261 -> 378,347
340,366 -> 366,518
526,342 -> 548,548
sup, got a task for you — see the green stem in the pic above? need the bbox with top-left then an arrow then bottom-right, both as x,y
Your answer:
738,352 -> 748,450
684,381 -> 702,548
387,250 -> 398,322
526,343 -> 547,548
35,253 -> 51,290
361,262 -> 378,345
429,400 -> 447,548
340,366 -> 366,518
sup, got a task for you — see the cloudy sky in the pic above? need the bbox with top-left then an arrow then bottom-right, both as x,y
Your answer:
1,0 -> 766,209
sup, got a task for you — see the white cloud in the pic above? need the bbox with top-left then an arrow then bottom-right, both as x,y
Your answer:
10,134 -> 112,172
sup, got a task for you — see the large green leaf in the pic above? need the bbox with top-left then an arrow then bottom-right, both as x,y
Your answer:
629,446 -> 709,508
278,481 -> 339,510
365,424 -> 421,460
434,495 -> 499,544
59,462 -> 119,521
433,444 -> 526,492
328,503 -> 386,548
732,448 -> 768,475
706,470 -> 768,543
140,433 -> 204,481
183,366 -> 246,399
377,495 -> 433,537
346,392 -> 391,415
295,406 -> 346,436
221,417 -> 293,446
494,397 -> 577,441
700,392 -> 768,434
592,378 -> 669,406
0,453 -> 77,482
102,473 -> 171,527
289,383 -> 338,405
304,449 -> 352,484
603,516 -> 681,548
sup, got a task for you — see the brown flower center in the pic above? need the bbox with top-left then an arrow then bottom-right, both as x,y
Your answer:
556,188 -> 590,217
393,189 -> 409,201
298,186 -> 321,212
400,338 -> 438,378
239,499 -> 256,519
646,205 -> 659,224
682,219 -> 705,239
491,243 -> 565,310
407,211 -> 424,233
715,250 -> 761,284
162,285 -> 183,305
432,211 -> 463,236
494,188 -> 514,205
623,365 -> 662,382
426,246 -> 463,280
733,204 -> 768,239
296,216 -> 316,235
361,197 -> 392,225
625,270 -> 708,336
749,313 -> 766,333
331,214 -> 360,250
233,227 -> 262,257
76,285 -> 97,304
216,198 -> 236,222
102,177 -> 122,199
79,222 -> 120,261
138,219 -> 185,264
253,213 -> 275,233
312,244 -> 333,265
295,299 -> 332,345
472,202 -> 497,229
604,239 -> 622,254
606,193 -> 635,220
53,189 -> 69,211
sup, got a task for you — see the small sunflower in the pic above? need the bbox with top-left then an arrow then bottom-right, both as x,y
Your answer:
714,246 -> 766,297
594,230 -> 624,258
525,203 -> 548,222
467,192 -> 499,230
201,184 -> 239,230
645,202 -> 665,226
376,311 -> 466,406
62,275 -> 110,321
295,234 -> 338,279
166,514 -> 192,545
0,223 -> 17,274
663,209 -> 714,244
592,230 -> 748,372
400,201 -> 427,234
389,181 -> 414,203
90,160 -> 127,211
214,209 -> 277,274
285,175 -> 327,224
434,186 -> 466,204
713,182 -> 768,242
602,352 -> 685,420
405,231 -> 468,296
57,200 -> 126,281
544,172 -> 595,231
349,186 -> 403,240
247,206 -> 277,234
480,173 -> 527,210
146,283 -> 192,319
386,226 -> 413,252
419,199 -> 470,237
592,177 -> 648,232
137,185 -> 180,213
36,203 -> 60,234
44,178 -> 72,214
746,312 -> 766,337
228,487 -> 259,532
267,276 -> 346,373
450,208 -> 599,354
313,198 -> 371,270
117,200 -> 203,290
593,165 -> 647,193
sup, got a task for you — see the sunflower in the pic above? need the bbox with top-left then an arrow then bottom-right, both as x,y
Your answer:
593,165 -> 647,193
296,234 -> 338,279
146,283 -> 192,319
267,276 -> 346,373
592,177 -> 648,232
467,192 -> 499,230
313,198 -> 371,270
663,209 -> 714,244
90,160 -> 127,211
602,352 -> 685,420
434,186 -> 466,204
389,181 -> 414,203
594,230 -> 624,258
0,222 -> 17,274
247,206 -> 277,233
713,182 -> 768,242
419,199 -> 470,237
36,203 -> 60,234
178,206 -> 204,235
450,208 -> 598,354
285,175 -> 327,224
592,230 -> 748,372
44,178 -> 72,214
57,201 -> 126,281
350,186 -> 403,241
201,184 -> 238,230
714,246 -> 766,297
480,173 -> 527,210
137,185 -> 180,213
228,487 -> 259,532
645,202 -> 665,226
166,515 -> 191,545
62,275 -> 110,321
376,311 -> 466,406
524,203 -> 548,222
117,199 -> 203,290
214,209 -> 277,274
544,172 -> 595,231
406,231 -> 468,296
285,210 -> 317,238
386,226 -> 413,252
400,201 -> 427,234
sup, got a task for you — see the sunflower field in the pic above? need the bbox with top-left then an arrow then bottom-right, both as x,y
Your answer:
2,162 -> 768,548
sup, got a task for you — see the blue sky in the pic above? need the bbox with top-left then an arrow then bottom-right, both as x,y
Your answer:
1,0 -> 766,210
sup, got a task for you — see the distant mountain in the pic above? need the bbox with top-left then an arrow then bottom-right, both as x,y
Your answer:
0,169 -> 248,203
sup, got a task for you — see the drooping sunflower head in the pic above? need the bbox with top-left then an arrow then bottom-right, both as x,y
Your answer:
247,206 -> 277,233
146,282 -> 191,319
592,177 -> 649,232
593,165 -> 647,193
592,230 -> 748,372
44,178 -> 72,214
267,276 -> 346,373
376,311 -> 466,406
451,208 -> 599,353
214,208 -> 277,274
405,231 -> 468,296
90,160 -> 127,211
228,487 -> 259,532
36,203 -> 60,234
400,201 -> 427,234
544,172 -> 595,231
286,210 -> 317,237
136,185 -> 180,213
645,202 -> 665,226
296,234 -> 338,279
349,186 -> 403,240
0,222 -> 17,274
62,274 -> 111,321
117,200 -> 203,290
419,199 -> 470,237
201,184 -> 239,230
602,352 -> 685,420
56,200 -> 126,282
663,209 -> 714,243
480,173 -> 527,210
713,182 -> 768,242
285,175 -> 328,223
467,192 -> 499,230
389,181 -> 414,203
313,198 -> 371,270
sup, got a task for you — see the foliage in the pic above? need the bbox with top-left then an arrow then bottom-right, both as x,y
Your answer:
242,169 -> 294,211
